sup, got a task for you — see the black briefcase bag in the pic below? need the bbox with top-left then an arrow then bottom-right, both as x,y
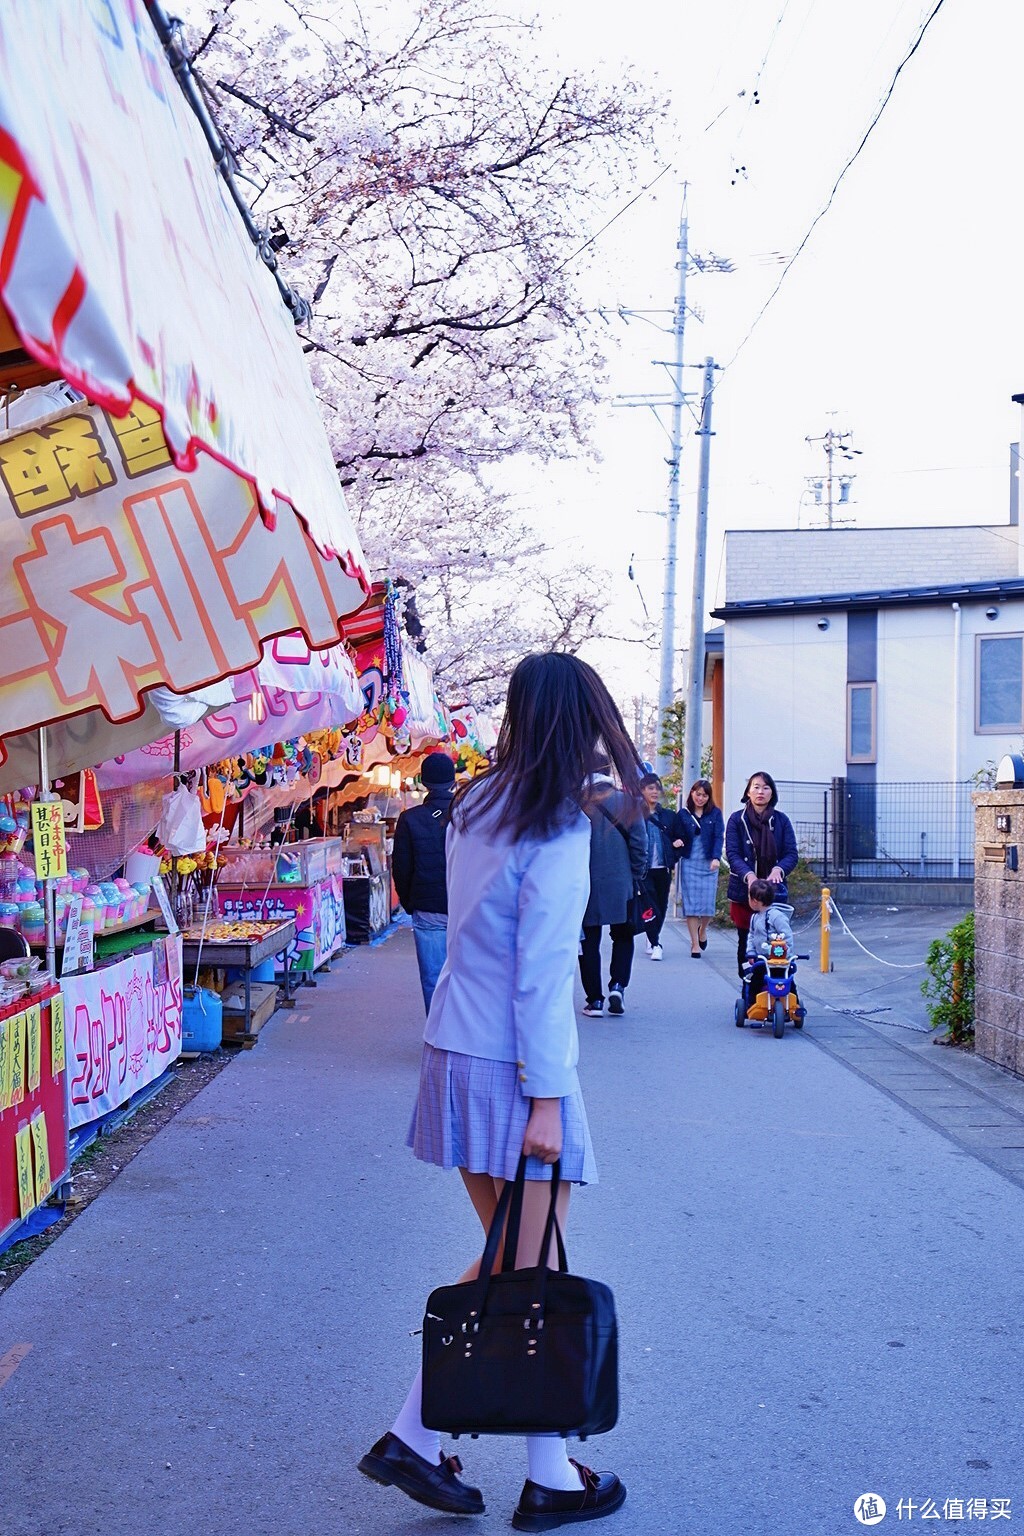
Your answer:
421,1156 -> 618,1438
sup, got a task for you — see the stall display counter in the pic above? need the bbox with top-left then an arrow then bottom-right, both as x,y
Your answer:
217,841 -> 345,975
177,919 -> 296,1041
0,981 -> 70,1248
27,910 -> 159,960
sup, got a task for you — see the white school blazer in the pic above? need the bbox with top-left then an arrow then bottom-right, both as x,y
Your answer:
423,793 -> 592,1100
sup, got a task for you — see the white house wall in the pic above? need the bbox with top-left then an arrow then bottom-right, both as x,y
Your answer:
725,599 -> 1024,799
876,606 -> 957,784
723,612 -> 848,811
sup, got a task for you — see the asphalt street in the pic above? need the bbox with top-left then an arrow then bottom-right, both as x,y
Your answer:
0,905 -> 1022,1536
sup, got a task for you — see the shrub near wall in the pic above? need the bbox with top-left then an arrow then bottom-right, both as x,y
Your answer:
922,911 -> 975,1046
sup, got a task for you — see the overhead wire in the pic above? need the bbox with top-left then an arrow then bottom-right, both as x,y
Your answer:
726,0 -> 796,177
722,0 -> 951,374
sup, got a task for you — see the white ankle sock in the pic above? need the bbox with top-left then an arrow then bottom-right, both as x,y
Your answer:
526,1436 -> 582,1491
390,1366 -> 441,1465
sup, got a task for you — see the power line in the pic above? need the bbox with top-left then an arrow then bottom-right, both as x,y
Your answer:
724,0 -> 950,371
549,163 -> 676,283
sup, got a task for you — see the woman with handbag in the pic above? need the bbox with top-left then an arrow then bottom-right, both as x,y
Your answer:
676,777 -> 725,958
359,651 -> 638,1530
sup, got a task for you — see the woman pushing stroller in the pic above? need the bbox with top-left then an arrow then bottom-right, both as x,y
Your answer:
724,770 -> 799,978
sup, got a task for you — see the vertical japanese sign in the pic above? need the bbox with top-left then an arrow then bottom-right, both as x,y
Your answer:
0,1018 -> 10,1111
31,802 -> 67,881
151,876 -> 178,934
61,894 -> 93,976
50,992 -> 65,1077
14,1125 -> 33,1218
30,1113 -> 51,1206
25,1004 -> 40,1094
9,1010 -> 25,1106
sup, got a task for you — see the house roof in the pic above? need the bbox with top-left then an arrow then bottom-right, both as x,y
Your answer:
712,576 -> 1024,619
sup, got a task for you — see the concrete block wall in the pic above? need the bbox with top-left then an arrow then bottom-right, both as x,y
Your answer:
725,526 -> 1019,604
974,790 -> 1024,1078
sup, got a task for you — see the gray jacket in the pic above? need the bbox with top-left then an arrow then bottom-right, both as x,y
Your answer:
746,901 -> 796,958
582,782 -> 648,928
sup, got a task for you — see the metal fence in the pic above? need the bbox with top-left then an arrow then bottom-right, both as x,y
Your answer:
777,779 -> 976,881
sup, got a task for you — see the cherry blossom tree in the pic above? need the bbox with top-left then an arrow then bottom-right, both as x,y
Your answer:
181,0 -> 666,694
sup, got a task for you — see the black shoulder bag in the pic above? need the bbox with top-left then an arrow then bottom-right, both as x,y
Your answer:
421,1156 -> 619,1438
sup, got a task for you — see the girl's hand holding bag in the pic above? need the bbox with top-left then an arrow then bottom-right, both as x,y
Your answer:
421,1156 -> 619,1439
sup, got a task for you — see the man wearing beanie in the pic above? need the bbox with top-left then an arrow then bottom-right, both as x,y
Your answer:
392,752 -> 457,1013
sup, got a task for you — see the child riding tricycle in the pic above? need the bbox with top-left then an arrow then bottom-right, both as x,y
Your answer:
734,878 -> 807,1038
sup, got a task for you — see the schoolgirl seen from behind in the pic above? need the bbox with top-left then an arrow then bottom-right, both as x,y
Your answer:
359,650 -> 643,1532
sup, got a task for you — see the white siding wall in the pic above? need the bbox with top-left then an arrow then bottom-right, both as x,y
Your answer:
724,600 -> 1024,805
876,602 -> 1024,782
876,606 -> 955,783
724,526 -> 1019,604
723,612 -> 847,811
962,601 -> 1024,771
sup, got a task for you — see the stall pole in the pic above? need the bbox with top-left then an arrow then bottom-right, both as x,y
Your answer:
38,727 -> 57,982
169,730 -> 181,922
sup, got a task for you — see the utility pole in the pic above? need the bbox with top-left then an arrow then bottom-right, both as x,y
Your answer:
612,197 -> 732,779
805,425 -> 862,528
682,357 -> 716,796
654,208 -> 689,779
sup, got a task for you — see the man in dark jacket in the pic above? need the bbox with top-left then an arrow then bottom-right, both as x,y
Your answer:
392,753 -> 456,1013
579,765 -> 648,1017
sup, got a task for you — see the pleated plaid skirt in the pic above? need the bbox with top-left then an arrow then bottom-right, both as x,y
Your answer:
407,1043 -> 598,1185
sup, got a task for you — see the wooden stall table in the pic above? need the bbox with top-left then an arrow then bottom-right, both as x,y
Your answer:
0,981 -> 70,1249
28,910 -> 159,964
176,919 -> 296,1044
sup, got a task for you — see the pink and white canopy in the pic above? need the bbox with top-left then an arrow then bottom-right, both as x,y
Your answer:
0,1 -> 373,783
0,0 -> 367,569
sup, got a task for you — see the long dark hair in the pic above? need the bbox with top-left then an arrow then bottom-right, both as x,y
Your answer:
741,770 -> 779,810
455,652 -> 643,841
686,778 -> 717,814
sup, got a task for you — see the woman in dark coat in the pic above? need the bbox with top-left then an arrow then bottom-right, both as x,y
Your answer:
675,778 -> 725,958
725,770 -> 799,977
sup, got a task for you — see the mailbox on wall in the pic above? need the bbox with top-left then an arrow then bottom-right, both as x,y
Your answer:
996,753 -> 1024,788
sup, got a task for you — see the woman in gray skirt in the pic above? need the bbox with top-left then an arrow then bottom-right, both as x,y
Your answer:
359,651 -> 641,1531
677,778 -> 725,958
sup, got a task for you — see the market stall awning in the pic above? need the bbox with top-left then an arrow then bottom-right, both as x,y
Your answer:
94,636 -> 365,791
0,1 -> 368,570
0,400 -> 366,786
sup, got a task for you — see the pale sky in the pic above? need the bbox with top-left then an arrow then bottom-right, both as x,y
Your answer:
208,0 -> 1024,714
495,0 -> 1024,708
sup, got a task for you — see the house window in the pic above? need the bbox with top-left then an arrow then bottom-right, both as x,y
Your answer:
977,634 -> 1024,732
847,682 -> 876,763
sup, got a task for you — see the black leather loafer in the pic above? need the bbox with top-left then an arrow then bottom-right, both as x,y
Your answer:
358,1431 -> 485,1515
512,1461 -> 626,1531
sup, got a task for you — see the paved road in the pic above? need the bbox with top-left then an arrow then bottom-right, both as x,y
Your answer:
0,910 -> 1021,1536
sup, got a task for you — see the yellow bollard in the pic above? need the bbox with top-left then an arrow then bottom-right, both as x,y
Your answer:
820,886 -> 831,973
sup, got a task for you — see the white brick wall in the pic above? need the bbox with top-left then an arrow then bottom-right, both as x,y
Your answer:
724,526 -> 1020,604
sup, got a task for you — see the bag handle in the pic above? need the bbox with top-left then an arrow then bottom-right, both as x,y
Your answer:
501,1154 -> 568,1274
466,1156 -> 569,1323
